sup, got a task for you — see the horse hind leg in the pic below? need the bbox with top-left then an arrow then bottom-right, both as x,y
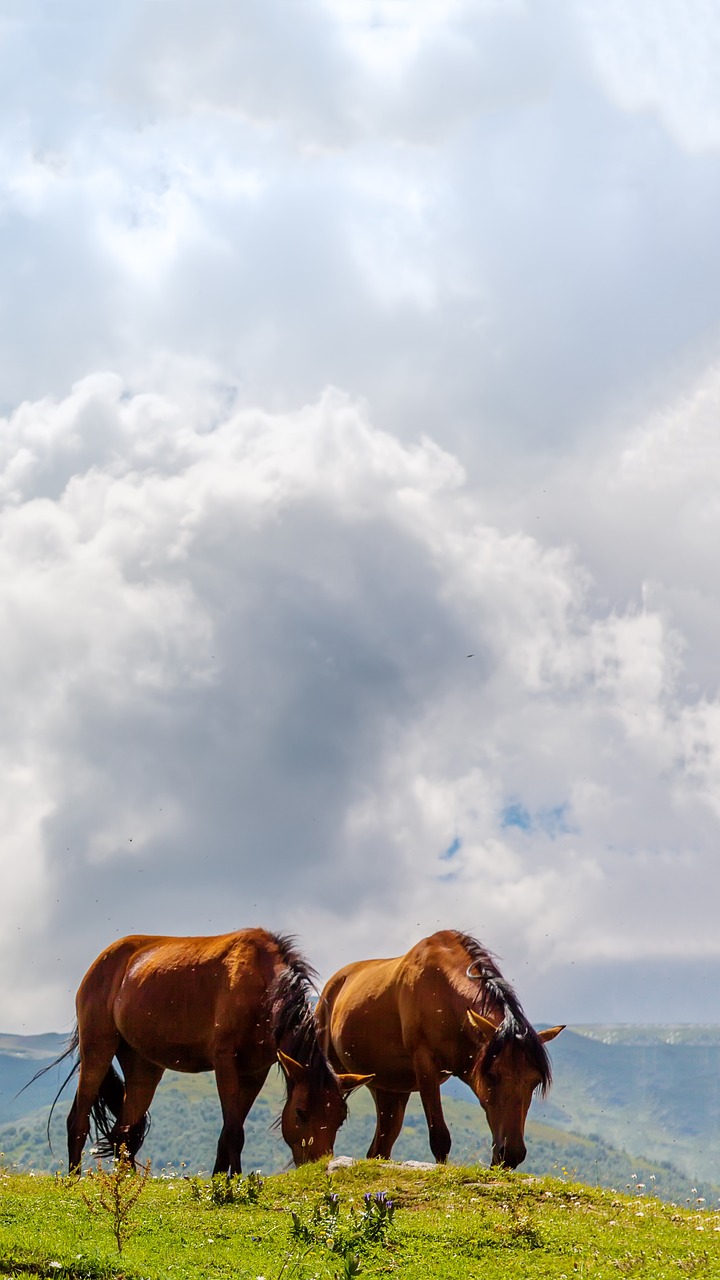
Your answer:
366,1088 -> 409,1160
67,1033 -> 120,1172
114,1045 -> 164,1165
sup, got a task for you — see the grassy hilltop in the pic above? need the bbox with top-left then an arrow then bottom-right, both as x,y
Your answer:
3,1026 -> 719,1277
1,1158 -> 719,1280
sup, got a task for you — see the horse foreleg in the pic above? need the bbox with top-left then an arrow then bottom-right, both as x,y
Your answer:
213,1058 -> 268,1176
413,1051 -> 452,1163
366,1087 -> 409,1160
114,1047 -> 164,1165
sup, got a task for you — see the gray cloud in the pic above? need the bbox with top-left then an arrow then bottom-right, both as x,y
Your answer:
2,372 -> 720,1030
2,0 -> 720,456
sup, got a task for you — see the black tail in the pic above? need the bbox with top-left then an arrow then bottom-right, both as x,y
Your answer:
89,1062 -> 151,1159
89,1060 -> 125,1157
18,1026 -> 81,1152
18,1026 -> 150,1160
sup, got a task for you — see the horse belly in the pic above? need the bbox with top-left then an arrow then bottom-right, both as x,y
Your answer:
113,961 -> 238,1073
114,1001 -> 216,1072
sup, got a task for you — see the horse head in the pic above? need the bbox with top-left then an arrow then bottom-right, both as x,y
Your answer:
277,1051 -> 371,1165
464,1010 -> 564,1168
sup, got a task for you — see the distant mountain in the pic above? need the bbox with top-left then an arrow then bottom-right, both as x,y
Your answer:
533,1025 -> 720,1185
2,1025 -> 718,1205
0,1033 -> 68,1123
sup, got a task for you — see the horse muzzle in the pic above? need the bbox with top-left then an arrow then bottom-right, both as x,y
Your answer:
491,1139 -> 526,1169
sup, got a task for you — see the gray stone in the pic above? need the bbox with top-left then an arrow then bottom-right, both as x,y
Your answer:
326,1155 -> 437,1173
327,1156 -> 357,1172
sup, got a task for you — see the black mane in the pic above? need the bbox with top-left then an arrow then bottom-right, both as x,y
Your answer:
268,933 -> 345,1109
455,931 -> 552,1097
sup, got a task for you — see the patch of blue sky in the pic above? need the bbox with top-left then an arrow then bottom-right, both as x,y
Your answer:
501,802 -> 532,831
501,802 -> 573,837
440,835 -> 462,861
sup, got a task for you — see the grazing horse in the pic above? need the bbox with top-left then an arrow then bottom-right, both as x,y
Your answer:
316,929 -> 564,1168
46,929 -> 368,1174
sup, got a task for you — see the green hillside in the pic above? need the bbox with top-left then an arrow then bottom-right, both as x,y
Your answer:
533,1026 -> 720,1184
0,1059 -> 711,1206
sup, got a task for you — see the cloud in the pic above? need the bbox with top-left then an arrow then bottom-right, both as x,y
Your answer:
1,364 -> 720,1028
3,0 -> 720,458
579,0 -> 720,154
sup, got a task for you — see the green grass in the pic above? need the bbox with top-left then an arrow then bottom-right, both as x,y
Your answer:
1,1159 -> 719,1279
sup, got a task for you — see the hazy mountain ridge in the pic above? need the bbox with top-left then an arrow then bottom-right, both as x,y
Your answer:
532,1026 -> 720,1184
569,1025 -> 720,1045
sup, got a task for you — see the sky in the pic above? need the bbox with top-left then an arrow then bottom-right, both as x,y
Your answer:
2,0 -> 720,1032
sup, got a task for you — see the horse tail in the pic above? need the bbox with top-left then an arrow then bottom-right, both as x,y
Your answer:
18,1027 -> 150,1160
90,1064 -> 152,1160
17,1025 -> 81,1152
89,1061 -> 126,1156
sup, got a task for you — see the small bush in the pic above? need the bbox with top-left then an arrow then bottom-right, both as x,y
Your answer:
186,1168 -> 264,1206
76,1145 -> 151,1254
288,1188 -> 397,1274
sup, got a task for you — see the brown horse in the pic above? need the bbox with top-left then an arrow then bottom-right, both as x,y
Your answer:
316,929 -> 564,1168
45,929 -> 368,1174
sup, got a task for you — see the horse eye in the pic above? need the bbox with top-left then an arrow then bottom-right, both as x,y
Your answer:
296,1108 -> 309,1124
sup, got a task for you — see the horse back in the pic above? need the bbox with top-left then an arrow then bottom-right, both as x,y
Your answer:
317,951 -> 441,1084
319,935 -> 477,1084
76,929 -> 282,1071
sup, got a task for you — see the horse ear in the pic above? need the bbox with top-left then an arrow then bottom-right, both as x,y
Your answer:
277,1050 -> 306,1083
466,1008 -> 497,1041
538,1025 -> 565,1043
336,1072 -> 374,1096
